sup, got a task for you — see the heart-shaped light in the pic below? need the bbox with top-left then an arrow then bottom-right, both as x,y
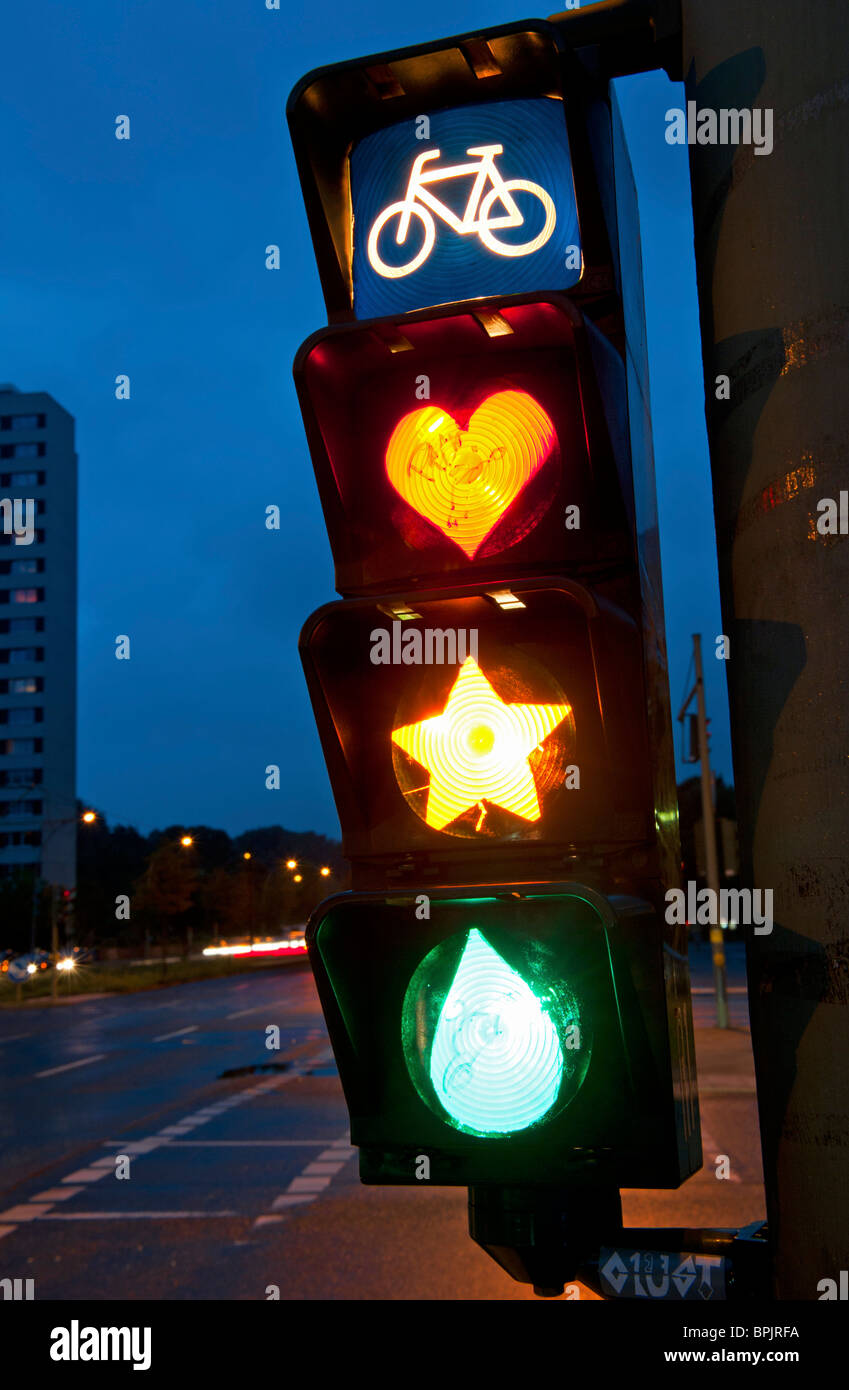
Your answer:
385,390 -> 556,558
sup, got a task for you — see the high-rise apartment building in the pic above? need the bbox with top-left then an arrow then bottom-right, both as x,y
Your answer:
0,385 -> 77,894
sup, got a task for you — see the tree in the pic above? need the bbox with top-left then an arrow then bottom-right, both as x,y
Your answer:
133,844 -> 197,958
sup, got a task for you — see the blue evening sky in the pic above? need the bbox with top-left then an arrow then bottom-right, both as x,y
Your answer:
0,0 -> 730,836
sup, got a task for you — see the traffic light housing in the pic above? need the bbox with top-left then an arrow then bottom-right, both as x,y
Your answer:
287,20 -> 618,322
294,294 -> 634,594
300,578 -> 655,886
288,2 -> 700,1264
307,883 -> 700,1186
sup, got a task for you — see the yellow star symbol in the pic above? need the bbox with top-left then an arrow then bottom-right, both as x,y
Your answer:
392,656 -> 571,831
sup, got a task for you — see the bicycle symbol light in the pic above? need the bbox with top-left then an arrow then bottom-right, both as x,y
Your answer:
366,144 -> 557,279
351,98 -> 581,317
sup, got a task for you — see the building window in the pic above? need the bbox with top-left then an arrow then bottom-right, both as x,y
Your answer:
5,648 -> 43,663
0,768 -> 42,787
0,799 -> 42,816
0,529 -> 45,547
8,619 -> 43,634
1,414 -> 44,431
0,444 -> 46,464
9,471 -> 40,486
5,677 -> 41,694
2,738 -> 41,755
9,560 -> 41,574
0,830 -> 42,847
10,589 -> 40,603
8,708 -> 39,726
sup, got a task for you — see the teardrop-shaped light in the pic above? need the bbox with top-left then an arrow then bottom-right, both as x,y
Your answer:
429,929 -> 564,1135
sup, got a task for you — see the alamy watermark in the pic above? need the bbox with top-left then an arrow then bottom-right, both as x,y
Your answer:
370,622 -> 478,665
665,102 -> 773,157
0,497 -> 35,545
665,882 -> 773,935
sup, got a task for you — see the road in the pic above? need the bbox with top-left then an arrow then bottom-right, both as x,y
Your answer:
0,946 -> 764,1300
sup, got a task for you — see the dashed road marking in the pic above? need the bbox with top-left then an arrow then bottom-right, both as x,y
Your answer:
0,1045 -> 324,1242
153,1025 -> 198,1042
0,1204 -> 54,1221
259,1131 -> 355,1227
34,1053 -> 106,1079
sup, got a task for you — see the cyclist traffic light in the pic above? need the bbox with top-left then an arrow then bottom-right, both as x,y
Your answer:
287,19 -> 617,321
288,7 -> 700,1214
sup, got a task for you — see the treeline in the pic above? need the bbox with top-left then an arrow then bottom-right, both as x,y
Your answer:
0,808 -> 348,952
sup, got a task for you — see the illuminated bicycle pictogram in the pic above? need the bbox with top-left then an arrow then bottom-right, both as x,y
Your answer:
366,144 -> 557,279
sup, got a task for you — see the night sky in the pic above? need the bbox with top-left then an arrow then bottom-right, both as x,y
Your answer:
0,0 -> 731,838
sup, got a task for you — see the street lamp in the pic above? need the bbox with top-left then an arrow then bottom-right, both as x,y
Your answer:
180,835 -> 194,848
320,866 -> 331,877
286,859 -> 297,870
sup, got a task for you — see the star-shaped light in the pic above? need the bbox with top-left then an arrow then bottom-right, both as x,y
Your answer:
391,656 -> 571,830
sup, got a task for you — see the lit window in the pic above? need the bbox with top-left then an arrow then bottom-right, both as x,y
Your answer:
10,678 -> 38,693
11,589 -> 38,603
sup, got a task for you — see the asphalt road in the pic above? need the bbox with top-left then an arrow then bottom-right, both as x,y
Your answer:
0,947 -> 764,1300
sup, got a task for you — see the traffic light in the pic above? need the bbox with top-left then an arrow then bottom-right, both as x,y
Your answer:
310,883 -> 697,1187
288,4 -> 700,1287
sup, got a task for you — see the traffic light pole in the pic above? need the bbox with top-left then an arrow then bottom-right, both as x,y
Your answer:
681,0 -> 849,1296
50,884 -> 59,999
693,633 -> 728,1028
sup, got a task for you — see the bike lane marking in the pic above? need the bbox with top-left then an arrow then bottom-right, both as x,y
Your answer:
0,1048 -> 325,1239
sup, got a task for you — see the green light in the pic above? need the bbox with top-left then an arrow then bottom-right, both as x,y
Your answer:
428,929 -> 564,1136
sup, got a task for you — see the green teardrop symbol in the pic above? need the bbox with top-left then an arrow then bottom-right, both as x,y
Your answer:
429,929 -> 564,1135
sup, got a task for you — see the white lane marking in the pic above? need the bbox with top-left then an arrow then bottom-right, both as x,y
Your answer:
225,1004 -> 273,1020
153,1025 -> 198,1042
0,1204 -> 54,1221
99,1138 -> 166,1155
34,1053 -> 106,1079
154,1140 -> 336,1148
2,1045 -> 327,1242
258,1131 -> 354,1227
287,1176 -> 331,1192
0,1032 -> 33,1044
30,1187 -> 83,1203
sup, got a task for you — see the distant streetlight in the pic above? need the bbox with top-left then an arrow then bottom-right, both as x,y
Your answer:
320,866 -> 331,877
293,873 -> 303,883
81,810 -> 96,824
180,836 -> 193,848
286,859 -> 297,870
243,851 -> 252,860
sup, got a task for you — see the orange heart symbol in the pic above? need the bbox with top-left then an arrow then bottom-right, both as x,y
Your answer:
385,390 -> 557,558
